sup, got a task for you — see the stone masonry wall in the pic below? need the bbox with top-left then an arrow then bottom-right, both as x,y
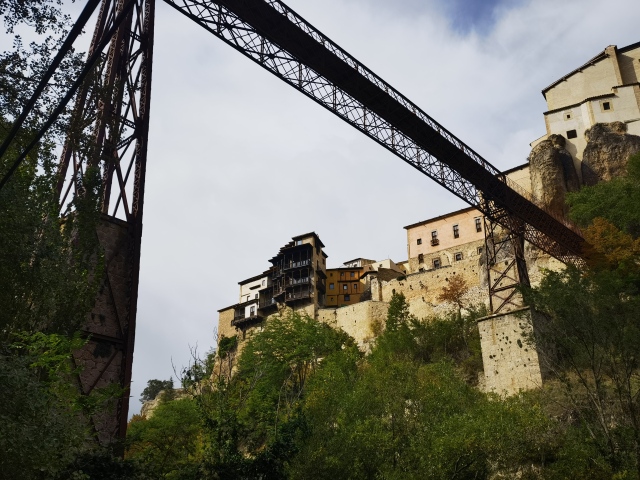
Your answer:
318,300 -> 389,351
478,307 -> 544,395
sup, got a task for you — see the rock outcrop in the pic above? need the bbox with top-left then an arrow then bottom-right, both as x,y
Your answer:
529,134 -> 580,218
582,122 -> 640,185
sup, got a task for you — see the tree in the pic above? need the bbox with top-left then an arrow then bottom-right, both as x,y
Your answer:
140,378 -> 175,404
521,151 -> 640,477
126,399 -> 202,479
437,273 -> 469,317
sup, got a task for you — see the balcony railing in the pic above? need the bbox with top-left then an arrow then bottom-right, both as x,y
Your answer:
431,238 -> 440,246
284,259 -> 311,270
291,277 -> 310,285
259,297 -> 277,309
286,290 -> 312,301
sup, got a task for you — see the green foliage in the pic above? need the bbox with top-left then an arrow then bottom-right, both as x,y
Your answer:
140,378 -> 175,404
568,152 -> 640,236
126,398 -> 202,479
217,335 -> 237,359
0,332 -> 97,480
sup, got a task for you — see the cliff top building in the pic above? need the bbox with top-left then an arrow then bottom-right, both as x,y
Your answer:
532,42 -> 640,169
217,232 -> 327,342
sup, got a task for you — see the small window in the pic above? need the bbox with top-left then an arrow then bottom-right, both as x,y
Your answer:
419,267 -> 425,273
296,240 -> 302,245
418,253 -> 424,263
417,238 -> 422,245
329,283 -> 334,290
250,306 -> 255,316
454,252 -> 463,262
431,230 -> 438,239
255,293 -> 259,299
565,112 -> 571,120
262,279 -> 266,286
453,224 -> 459,238
433,258 -> 441,268
477,246 -> 483,255
475,217 -> 482,232
602,101 -> 611,111
343,285 -> 348,291
353,284 -> 357,292
246,295 -> 250,302
350,272 -> 355,278
344,295 -> 350,301
340,272 -> 344,278
566,129 -> 577,139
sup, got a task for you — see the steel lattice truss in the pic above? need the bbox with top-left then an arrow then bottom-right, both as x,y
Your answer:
164,0 -> 586,266
56,0 -> 155,441
58,0 -> 153,222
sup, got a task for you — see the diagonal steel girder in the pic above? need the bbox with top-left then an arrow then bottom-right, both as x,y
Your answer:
163,0 -> 586,266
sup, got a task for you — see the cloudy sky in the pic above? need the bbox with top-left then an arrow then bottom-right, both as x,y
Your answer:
6,0 -> 639,414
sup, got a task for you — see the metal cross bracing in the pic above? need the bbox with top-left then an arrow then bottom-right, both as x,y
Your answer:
164,0 -> 587,271
55,0 -> 155,442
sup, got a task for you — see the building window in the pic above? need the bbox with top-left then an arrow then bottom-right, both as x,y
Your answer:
344,295 -> 350,301
329,283 -> 334,290
602,101 -> 611,111
433,258 -> 441,268
477,246 -> 483,255
475,217 -> 482,232
418,253 -> 424,263
350,272 -> 355,278
262,279 -> 266,286
566,129 -> 577,139
255,293 -> 259,299
565,112 -> 571,120
419,267 -> 425,272
454,252 -> 463,262
340,272 -> 344,278
250,306 -> 255,316
353,283 -> 357,292
296,240 -> 302,245
343,285 -> 348,291
453,224 -> 459,238
431,230 -> 439,246
417,238 -> 422,245
246,295 -> 250,302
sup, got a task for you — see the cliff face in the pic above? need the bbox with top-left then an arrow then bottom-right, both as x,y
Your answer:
582,122 -> 640,186
529,123 -> 640,215
529,134 -> 580,218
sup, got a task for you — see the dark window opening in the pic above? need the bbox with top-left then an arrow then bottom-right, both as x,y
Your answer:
418,253 -> 424,263
417,238 -> 422,245
567,129 -> 577,139
453,224 -> 459,238
603,101 -> 611,111
433,258 -> 441,268
344,294 -> 350,301
454,252 -> 463,262
475,217 -> 482,232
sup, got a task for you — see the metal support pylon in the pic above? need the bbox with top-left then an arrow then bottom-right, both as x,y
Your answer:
56,0 -> 155,444
483,207 -> 531,314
